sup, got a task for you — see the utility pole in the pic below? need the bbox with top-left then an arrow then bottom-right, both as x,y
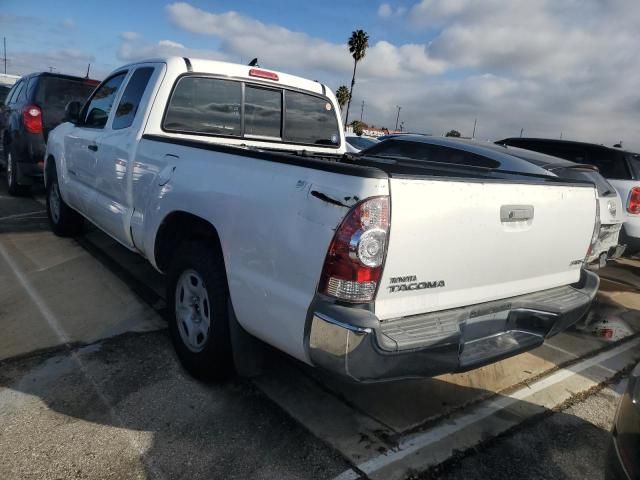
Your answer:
395,105 -> 402,131
360,100 -> 365,122
472,118 -> 477,139
560,131 -> 563,139
3,37 -> 6,74
520,128 -> 524,138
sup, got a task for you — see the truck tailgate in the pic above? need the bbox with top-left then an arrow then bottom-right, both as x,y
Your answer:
375,178 -> 596,320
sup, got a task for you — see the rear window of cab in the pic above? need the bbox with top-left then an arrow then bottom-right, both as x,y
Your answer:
163,76 -> 341,148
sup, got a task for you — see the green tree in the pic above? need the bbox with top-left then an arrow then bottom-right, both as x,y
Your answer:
344,29 -> 369,128
350,120 -> 367,136
445,129 -> 461,137
336,85 -> 350,113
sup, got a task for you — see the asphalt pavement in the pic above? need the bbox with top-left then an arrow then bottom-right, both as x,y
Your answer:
0,331 -> 350,480
430,380 -> 626,480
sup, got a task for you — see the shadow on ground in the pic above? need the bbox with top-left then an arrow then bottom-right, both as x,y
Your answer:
0,332 -> 352,480
0,330 -> 621,480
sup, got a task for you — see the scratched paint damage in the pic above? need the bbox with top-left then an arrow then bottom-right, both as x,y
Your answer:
297,183 -> 361,229
310,190 -> 350,208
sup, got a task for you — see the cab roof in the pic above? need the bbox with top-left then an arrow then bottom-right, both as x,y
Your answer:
117,56 -> 328,97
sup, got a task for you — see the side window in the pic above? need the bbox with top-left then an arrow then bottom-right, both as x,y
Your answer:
433,145 -> 500,168
557,147 -> 586,164
284,91 -> 340,146
25,77 -> 38,100
83,72 -> 127,128
627,153 -> 640,180
15,80 -> 28,102
588,150 -> 630,179
244,86 -> 281,138
8,80 -> 24,105
113,67 -> 154,130
4,82 -> 19,105
164,77 -> 241,136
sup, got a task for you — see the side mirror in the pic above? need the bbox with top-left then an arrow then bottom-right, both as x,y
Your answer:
64,101 -> 81,124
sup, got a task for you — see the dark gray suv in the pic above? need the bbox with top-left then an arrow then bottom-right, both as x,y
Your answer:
1,72 -> 98,195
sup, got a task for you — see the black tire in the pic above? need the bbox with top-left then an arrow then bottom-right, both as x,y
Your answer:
5,148 -> 30,196
167,241 -> 234,381
46,172 -> 84,237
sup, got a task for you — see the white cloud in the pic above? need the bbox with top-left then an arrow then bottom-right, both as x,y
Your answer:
117,36 -> 227,63
378,3 -> 393,18
62,18 -> 74,29
165,2 -> 444,79
120,31 -> 140,41
6,48 -> 98,78
378,3 -> 407,18
109,1 -> 640,150
157,39 -> 185,49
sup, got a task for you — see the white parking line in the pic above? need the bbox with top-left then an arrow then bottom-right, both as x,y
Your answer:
0,241 -> 70,342
0,241 -> 167,480
332,337 -> 640,479
333,469 -> 363,480
542,340 -> 579,358
0,210 -> 46,221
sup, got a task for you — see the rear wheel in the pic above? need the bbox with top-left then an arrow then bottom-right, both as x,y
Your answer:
46,173 -> 84,236
5,150 -> 30,196
167,241 -> 234,381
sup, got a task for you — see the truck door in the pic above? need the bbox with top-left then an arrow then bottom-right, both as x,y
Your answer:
90,65 -> 160,249
63,72 -> 127,216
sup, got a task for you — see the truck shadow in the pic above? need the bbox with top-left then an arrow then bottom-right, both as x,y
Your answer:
0,331 -> 617,480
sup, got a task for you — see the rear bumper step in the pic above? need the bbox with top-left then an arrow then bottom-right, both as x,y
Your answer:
459,330 -> 543,370
307,269 -> 599,382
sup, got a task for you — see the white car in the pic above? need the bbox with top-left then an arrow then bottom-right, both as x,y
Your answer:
45,57 -> 599,383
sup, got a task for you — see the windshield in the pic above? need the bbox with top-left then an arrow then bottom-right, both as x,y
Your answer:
362,139 -> 502,169
346,136 -> 379,150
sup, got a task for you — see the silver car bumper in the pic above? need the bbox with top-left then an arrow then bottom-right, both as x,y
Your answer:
307,269 -> 599,382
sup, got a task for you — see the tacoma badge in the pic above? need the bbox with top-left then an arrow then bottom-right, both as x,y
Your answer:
388,277 -> 445,293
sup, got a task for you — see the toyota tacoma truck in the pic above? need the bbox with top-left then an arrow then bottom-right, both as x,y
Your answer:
45,57 -> 600,382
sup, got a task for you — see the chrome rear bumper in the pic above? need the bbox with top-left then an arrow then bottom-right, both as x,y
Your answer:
307,269 -> 599,382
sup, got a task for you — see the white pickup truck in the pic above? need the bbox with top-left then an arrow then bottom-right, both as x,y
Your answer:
45,57 -> 600,382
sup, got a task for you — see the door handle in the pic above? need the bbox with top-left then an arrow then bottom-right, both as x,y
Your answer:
88,144 -> 98,152
500,205 -> 534,222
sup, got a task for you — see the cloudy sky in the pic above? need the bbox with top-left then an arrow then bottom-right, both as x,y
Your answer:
2,0 -> 639,149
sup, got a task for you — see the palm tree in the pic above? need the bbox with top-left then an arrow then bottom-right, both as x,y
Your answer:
344,29 -> 369,128
335,85 -> 350,118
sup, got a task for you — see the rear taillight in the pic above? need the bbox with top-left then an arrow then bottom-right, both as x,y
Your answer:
627,187 -> 640,214
319,196 -> 390,302
22,105 -> 42,134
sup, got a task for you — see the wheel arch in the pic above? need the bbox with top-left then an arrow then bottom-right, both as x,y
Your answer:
44,154 -> 57,188
154,211 -> 225,274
